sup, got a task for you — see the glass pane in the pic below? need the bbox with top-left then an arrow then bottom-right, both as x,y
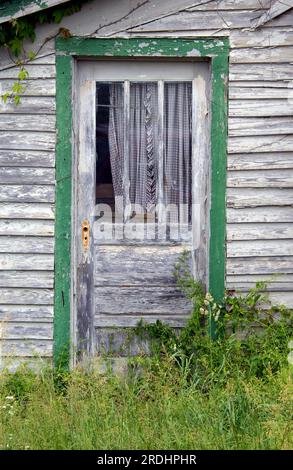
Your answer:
129,82 -> 158,222
164,82 -> 192,232
95,82 -> 123,224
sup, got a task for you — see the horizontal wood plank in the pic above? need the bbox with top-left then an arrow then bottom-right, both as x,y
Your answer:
0,236 -> 54,253
0,114 -> 55,132
95,286 -> 191,315
229,101 -> 293,118
0,323 -> 52,340
230,46 -> 293,63
0,79 -> 55,97
0,340 -> 52,357
0,203 -> 54,219
0,64 -> 55,80
227,239 -> 293,257
95,245 -> 190,286
0,150 -> 55,168
229,63 -> 293,81
0,97 -> 55,114
228,153 -> 293,170
227,223 -> 293,240
94,315 -> 189,328
0,271 -> 53,288
0,220 -> 54,236
229,118 -> 293,136
227,188 -> 293,207
0,304 -> 53,322
0,185 -> 55,203
227,169 -> 293,188
0,288 -> 53,305
0,132 -> 56,151
227,256 -> 293,274
227,206 -> 293,223
0,253 -> 54,270
0,167 -> 55,184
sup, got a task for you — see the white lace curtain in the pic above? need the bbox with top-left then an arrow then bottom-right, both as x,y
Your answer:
108,82 -> 192,220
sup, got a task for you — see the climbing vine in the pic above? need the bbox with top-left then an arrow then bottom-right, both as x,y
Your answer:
0,0 -> 91,104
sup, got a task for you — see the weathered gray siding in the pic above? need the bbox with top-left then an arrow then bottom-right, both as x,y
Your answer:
0,0 -> 292,364
0,54 -> 55,364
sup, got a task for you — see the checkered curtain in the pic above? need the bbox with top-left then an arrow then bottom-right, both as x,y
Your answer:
108,82 -> 192,219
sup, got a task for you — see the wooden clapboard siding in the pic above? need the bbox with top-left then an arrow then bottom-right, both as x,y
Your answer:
0,51 -> 55,363
0,0 -> 293,364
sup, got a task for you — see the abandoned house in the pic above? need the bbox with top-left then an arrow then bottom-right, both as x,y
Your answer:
0,0 -> 292,368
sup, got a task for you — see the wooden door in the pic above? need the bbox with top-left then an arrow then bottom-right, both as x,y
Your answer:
74,60 -> 210,359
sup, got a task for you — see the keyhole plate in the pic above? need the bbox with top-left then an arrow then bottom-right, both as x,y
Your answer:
82,220 -> 90,250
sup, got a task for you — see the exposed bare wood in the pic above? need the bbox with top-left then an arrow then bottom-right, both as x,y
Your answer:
227,206 -> 293,223
227,256 -> 293,274
0,167 -> 55,184
0,253 -> 53,271
0,304 -> 53,322
0,340 -> 52,357
229,101 -> 293,118
0,271 -> 53,289
0,97 -> 55,115
229,118 -> 293,137
228,153 -> 293,171
95,245 -> 189,286
228,239 -> 293,257
0,114 -> 56,132
1,323 -> 53,341
227,223 -> 293,241
0,288 -> 53,305
227,188 -> 293,207
0,79 -> 55,97
0,236 -> 54,253
230,63 -> 293,82
0,185 -> 55,203
230,46 -> 293,64
0,150 -> 55,168
0,203 -> 54,220
227,169 -> 293,188
94,315 -> 189,328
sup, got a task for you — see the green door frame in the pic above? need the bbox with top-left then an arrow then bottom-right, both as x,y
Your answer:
53,37 -> 229,368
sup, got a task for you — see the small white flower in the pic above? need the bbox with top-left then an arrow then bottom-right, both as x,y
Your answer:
200,307 -> 205,316
204,299 -> 209,306
5,396 -> 14,401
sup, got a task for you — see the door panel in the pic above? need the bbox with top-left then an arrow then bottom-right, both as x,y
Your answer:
75,60 -> 209,358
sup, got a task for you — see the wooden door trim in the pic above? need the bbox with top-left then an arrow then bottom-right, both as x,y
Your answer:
54,37 -> 229,368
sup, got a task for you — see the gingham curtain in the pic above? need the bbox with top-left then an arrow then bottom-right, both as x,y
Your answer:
108,82 -> 192,217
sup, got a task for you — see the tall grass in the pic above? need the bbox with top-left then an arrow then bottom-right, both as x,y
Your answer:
0,320 -> 292,450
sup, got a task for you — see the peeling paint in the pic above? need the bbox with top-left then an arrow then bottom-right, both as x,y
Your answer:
0,0 -> 49,19
186,49 -> 201,57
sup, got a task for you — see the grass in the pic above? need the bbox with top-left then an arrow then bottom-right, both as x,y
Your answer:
0,319 -> 292,450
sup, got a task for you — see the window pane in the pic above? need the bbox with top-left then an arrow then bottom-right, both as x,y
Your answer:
164,82 -> 192,228
96,82 -> 123,222
129,82 -> 158,219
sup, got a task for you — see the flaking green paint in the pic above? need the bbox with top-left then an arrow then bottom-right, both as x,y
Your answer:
54,54 -> 73,368
0,0 -> 48,19
54,37 -> 228,366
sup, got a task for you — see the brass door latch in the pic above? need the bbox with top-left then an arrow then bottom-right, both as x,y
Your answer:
82,220 -> 90,250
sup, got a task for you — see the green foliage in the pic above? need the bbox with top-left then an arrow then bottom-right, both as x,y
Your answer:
0,0 -> 91,104
135,254 -> 292,386
0,348 -> 292,449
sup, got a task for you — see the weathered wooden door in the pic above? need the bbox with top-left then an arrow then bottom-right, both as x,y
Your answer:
74,60 -> 209,359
